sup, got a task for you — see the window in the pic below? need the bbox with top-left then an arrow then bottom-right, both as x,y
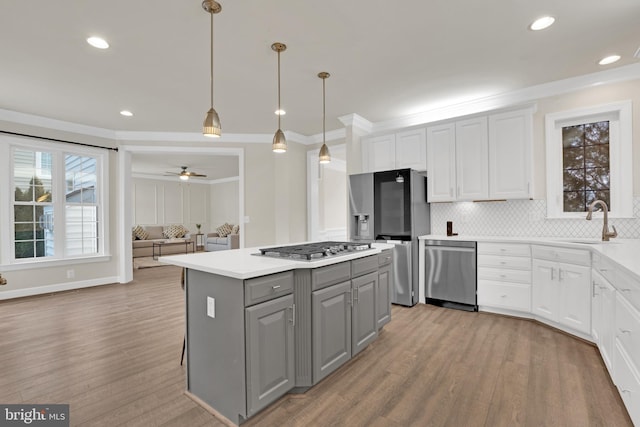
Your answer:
545,101 -> 633,218
3,137 -> 107,264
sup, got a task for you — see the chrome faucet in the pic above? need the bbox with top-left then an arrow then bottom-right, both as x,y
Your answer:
586,199 -> 617,241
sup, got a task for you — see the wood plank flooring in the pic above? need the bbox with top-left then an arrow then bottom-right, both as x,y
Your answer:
0,265 -> 632,426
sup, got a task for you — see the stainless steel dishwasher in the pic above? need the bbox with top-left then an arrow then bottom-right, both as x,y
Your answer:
424,240 -> 477,311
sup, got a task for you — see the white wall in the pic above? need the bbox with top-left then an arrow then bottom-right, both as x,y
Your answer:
209,178 -> 239,232
132,176 -> 209,235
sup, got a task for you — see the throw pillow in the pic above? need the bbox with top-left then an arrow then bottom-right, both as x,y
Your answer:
164,224 -> 187,239
231,224 -> 240,235
216,223 -> 233,238
133,225 -> 149,240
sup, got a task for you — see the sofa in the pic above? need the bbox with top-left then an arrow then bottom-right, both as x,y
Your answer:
132,225 -> 195,258
205,223 -> 240,252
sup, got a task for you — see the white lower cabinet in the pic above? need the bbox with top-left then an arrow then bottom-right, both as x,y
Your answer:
531,245 -> 591,335
477,242 -> 531,313
614,341 -> 640,426
592,269 -> 616,373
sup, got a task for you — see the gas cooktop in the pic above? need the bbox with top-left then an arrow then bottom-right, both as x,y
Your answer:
258,241 -> 373,261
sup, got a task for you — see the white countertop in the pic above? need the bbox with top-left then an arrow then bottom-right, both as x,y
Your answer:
160,242 -> 394,280
419,234 -> 640,280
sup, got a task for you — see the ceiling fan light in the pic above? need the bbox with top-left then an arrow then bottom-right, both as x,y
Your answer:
319,143 -> 331,164
272,129 -> 287,153
180,174 -> 189,181
203,107 -> 221,137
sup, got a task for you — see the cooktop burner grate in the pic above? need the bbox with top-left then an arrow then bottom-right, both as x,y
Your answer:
258,241 -> 372,260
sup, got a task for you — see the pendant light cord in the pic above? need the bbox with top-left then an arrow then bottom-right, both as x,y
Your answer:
322,77 -> 326,144
210,12 -> 214,108
277,50 -> 281,129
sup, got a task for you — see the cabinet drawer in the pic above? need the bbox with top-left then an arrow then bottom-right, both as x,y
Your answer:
592,252 -> 617,284
616,293 -> 640,371
614,342 -> 640,427
477,267 -> 531,284
617,268 -> 640,312
312,261 -> 351,291
531,245 -> 590,266
478,280 -> 531,312
477,254 -> 531,270
244,271 -> 294,306
351,255 -> 378,278
378,250 -> 393,267
478,242 -> 530,257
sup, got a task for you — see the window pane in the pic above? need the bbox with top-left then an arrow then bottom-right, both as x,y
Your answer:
14,205 -> 34,222
586,190 -> 610,208
584,145 -> 609,169
15,241 -> 34,259
585,167 -> 610,190
562,125 -> 584,148
66,155 -> 97,203
15,222 -> 34,240
584,121 -> 609,145
562,147 -> 584,170
563,191 -> 585,212
563,169 -> 585,192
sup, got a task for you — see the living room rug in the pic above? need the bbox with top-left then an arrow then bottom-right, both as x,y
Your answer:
133,257 -> 169,269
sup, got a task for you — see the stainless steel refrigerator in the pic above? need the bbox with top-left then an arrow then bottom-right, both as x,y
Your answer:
348,169 -> 430,306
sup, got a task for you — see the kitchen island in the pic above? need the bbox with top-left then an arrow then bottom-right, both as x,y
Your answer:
161,242 -> 394,425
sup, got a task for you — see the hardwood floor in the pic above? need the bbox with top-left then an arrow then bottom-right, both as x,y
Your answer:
0,266 -> 632,426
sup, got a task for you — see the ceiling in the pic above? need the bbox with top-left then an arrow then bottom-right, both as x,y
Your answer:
131,152 -> 239,182
0,0 -> 639,139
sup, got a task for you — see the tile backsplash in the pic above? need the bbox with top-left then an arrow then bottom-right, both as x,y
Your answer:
430,198 -> 640,239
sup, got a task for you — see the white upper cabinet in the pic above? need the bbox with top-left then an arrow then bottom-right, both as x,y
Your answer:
455,117 -> 489,201
395,128 -> 427,171
364,134 -> 396,172
362,129 -> 426,173
426,123 -> 456,202
425,107 -> 533,202
488,109 -> 533,199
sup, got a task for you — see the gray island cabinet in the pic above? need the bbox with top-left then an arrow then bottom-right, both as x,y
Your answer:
179,247 -> 393,425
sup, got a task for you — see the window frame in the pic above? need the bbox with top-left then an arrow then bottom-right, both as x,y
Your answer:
1,135 -> 109,267
545,100 -> 633,219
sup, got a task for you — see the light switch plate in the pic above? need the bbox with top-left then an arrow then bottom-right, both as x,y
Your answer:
207,296 -> 215,318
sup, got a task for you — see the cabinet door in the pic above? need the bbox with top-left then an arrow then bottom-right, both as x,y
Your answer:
366,134 -> 396,172
352,272 -> 378,356
455,117 -> 489,200
396,128 -> 426,171
600,278 -> 616,372
312,281 -> 352,383
377,265 -> 392,329
532,259 -> 558,321
558,263 -> 591,334
245,294 -> 295,416
426,123 -> 456,202
488,109 -> 533,199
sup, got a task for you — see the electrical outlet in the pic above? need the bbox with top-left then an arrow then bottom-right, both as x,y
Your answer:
207,296 -> 216,318
66,269 -> 75,279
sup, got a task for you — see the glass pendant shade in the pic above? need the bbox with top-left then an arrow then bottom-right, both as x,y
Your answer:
272,129 -> 287,153
203,107 -> 221,137
319,143 -> 331,164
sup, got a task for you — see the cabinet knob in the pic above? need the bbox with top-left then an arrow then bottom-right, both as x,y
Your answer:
272,285 -> 281,290
619,328 -> 632,334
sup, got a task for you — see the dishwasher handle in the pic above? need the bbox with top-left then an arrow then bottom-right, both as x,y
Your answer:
425,246 -> 476,254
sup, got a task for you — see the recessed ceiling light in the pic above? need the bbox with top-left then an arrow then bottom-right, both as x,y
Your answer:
529,16 -> 555,31
598,55 -> 621,65
120,110 -> 133,117
87,36 -> 109,49
274,109 -> 286,116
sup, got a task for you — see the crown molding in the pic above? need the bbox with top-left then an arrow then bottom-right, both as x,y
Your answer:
338,113 -> 373,134
372,62 -> 640,134
0,108 -> 117,139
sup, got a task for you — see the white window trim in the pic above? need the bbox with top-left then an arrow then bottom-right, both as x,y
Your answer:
544,100 -> 633,219
0,135 -> 109,266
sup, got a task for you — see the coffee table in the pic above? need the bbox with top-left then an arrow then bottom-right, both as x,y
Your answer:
152,240 -> 195,260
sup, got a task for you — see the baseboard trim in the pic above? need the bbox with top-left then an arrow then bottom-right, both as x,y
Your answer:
0,276 -> 119,300
184,391 -> 238,427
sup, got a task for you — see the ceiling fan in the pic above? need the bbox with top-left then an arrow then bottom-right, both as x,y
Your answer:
165,166 -> 207,181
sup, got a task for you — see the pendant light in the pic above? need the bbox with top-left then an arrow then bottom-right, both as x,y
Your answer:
271,42 -> 287,153
202,0 -> 222,137
318,72 -> 331,164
